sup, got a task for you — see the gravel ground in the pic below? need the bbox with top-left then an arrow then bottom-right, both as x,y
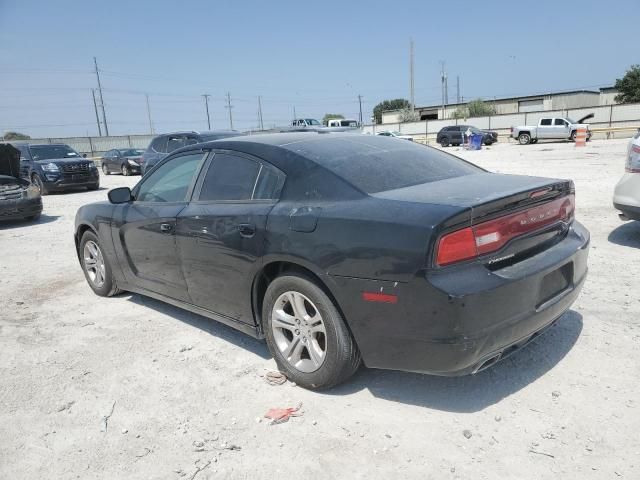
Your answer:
1,138 -> 638,479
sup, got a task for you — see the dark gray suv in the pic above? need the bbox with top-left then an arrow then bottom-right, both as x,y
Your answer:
141,130 -> 242,175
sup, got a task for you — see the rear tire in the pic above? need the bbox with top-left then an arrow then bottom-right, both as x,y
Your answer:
440,137 -> 450,147
263,273 -> 361,389
79,230 -> 122,297
518,133 -> 531,145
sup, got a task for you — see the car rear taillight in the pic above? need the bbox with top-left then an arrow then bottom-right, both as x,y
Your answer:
436,194 -> 575,266
626,144 -> 640,173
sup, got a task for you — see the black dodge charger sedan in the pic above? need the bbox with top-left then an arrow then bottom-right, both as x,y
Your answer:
74,133 -> 589,389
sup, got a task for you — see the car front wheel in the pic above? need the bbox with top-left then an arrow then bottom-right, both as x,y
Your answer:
121,164 -> 131,176
263,273 -> 361,389
102,164 -> 110,175
32,174 -> 49,195
79,230 -> 122,297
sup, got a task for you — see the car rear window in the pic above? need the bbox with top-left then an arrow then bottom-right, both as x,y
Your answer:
285,136 -> 483,194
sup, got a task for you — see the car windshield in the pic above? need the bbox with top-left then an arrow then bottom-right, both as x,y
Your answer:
119,149 -> 144,156
469,127 -> 481,133
566,118 -> 576,124
390,131 -> 401,136
29,145 -> 80,161
305,119 -> 321,125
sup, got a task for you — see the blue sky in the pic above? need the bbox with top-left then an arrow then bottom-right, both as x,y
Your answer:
0,0 -> 636,137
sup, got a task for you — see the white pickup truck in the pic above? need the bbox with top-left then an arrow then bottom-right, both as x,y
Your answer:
511,114 -> 593,145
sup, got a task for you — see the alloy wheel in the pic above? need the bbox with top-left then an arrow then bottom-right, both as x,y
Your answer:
102,164 -> 109,175
121,164 -> 130,176
271,291 -> 327,373
83,240 -> 106,288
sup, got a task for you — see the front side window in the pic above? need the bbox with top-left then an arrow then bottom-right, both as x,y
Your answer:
136,153 -> 204,202
198,153 -> 260,201
554,119 -> 566,126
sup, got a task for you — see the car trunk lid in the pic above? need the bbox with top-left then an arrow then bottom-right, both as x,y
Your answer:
374,172 -> 575,267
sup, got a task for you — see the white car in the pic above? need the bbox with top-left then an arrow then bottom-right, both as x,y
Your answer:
376,131 -> 413,141
613,132 -> 640,221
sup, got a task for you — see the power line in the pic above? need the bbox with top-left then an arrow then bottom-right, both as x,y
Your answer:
225,92 -> 233,130
93,57 -> 109,136
146,94 -> 154,134
91,89 -> 102,137
258,96 -> 264,130
202,94 -> 212,129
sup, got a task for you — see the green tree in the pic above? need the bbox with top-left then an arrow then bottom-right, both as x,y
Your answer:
373,98 -> 410,124
614,65 -> 640,104
449,99 -> 496,119
3,131 -> 31,140
322,113 -> 344,125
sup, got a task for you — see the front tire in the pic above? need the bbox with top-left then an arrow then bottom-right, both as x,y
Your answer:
102,164 -> 110,175
79,230 -> 122,297
518,133 -> 531,145
32,174 -> 49,195
263,274 -> 361,389
121,164 -> 131,176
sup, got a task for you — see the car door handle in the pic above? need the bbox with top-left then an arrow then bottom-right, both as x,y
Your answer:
160,223 -> 174,234
238,223 -> 256,238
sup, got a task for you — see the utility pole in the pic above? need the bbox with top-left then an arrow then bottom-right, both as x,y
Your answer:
146,94 -> 154,134
456,76 -> 460,104
409,38 -> 415,111
93,57 -> 109,136
202,94 -> 211,130
257,96 -> 264,130
357,94 -> 363,125
293,106 -> 297,121
225,92 -> 233,130
91,89 -> 102,137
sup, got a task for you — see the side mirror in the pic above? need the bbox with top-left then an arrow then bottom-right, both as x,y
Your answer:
83,153 -> 87,158
108,187 -> 133,204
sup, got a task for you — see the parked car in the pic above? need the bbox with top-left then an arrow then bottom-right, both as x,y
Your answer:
437,125 -> 498,147
13,142 -> 99,195
291,118 -> 322,127
75,133 -> 589,389
101,148 -> 145,176
613,131 -> 640,221
376,130 -> 413,141
510,114 -> 593,145
141,130 -> 242,175
0,144 -> 42,221
326,118 -> 359,128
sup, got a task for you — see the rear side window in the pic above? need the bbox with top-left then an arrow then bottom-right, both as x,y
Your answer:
254,167 -> 284,200
199,153 -> 260,201
151,136 -> 168,153
288,136 -> 483,194
540,119 -> 552,126
17,145 -> 31,160
166,136 -> 185,152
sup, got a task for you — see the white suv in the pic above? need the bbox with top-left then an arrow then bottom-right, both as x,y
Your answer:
613,132 -> 640,221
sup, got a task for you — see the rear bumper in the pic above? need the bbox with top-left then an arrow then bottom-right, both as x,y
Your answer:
331,221 -> 590,375
0,197 -> 43,220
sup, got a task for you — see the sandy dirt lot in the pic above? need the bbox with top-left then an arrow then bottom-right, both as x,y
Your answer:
1,138 -> 639,479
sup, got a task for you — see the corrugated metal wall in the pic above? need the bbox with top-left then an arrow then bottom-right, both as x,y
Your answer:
367,102 -> 640,143
14,135 -> 156,157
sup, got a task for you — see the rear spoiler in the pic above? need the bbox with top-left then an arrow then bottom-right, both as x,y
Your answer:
577,113 -> 594,124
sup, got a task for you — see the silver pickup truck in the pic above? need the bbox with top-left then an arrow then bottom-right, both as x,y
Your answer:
511,114 -> 593,145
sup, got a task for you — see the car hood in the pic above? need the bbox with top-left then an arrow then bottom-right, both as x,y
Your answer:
577,113 -> 594,124
34,157 -> 88,164
124,155 -> 142,161
0,144 -> 21,178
